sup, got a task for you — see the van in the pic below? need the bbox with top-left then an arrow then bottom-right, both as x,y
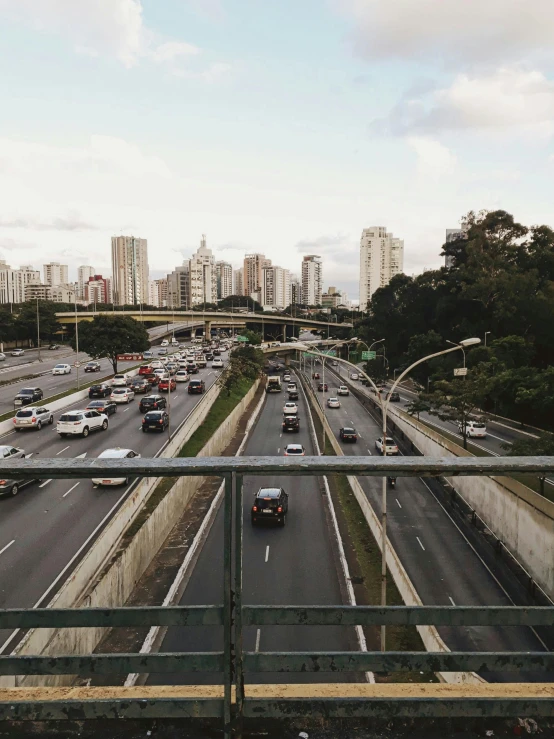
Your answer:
161,339 -> 169,347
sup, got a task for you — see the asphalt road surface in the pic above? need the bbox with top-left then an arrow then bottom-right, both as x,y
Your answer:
0,350 -> 229,652
316,365 -> 550,682
149,368 -> 360,686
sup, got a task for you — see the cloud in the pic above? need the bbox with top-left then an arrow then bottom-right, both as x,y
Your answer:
336,0 -> 554,68
0,212 -> 98,231
147,40 -> 200,65
371,67 -> 554,137
407,137 -> 457,182
295,233 -> 356,257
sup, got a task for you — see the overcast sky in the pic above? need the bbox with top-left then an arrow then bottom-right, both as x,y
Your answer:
1,0 -> 554,300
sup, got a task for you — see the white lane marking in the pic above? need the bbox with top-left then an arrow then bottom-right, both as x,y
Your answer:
265,545 -> 270,563
39,479 -> 52,488
367,448 -> 372,455
255,628 -> 261,652
277,447 -> 280,453
63,483 -> 80,498
55,446 -> 70,456
357,432 -> 362,439
486,431 -> 510,443
449,596 -> 456,606
416,536 -> 425,551
396,498 -> 402,508
123,408 -> 129,412
0,540 -> 15,556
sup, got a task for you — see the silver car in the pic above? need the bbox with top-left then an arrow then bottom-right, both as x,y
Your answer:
13,406 -> 53,431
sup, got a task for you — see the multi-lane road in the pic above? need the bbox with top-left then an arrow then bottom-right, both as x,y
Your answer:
0,347 -> 228,651
149,370 -> 359,686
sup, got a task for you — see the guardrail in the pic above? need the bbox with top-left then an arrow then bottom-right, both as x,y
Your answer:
0,456 -> 553,738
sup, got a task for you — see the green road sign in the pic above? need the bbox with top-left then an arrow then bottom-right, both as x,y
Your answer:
236,335 -> 248,343
362,350 -> 376,360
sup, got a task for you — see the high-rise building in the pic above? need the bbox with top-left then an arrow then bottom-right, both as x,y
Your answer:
444,229 -> 464,269
290,276 -> 302,306
111,236 -> 149,305
189,235 -> 217,306
43,262 -> 69,287
359,227 -> 404,309
261,266 -> 291,309
216,261 -> 233,300
243,253 -> 271,297
148,279 -> 168,308
167,263 -> 191,309
301,255 -> 322,306
233,268 -> 244,296
84,275 -> 112,305
77,266 -> 95,299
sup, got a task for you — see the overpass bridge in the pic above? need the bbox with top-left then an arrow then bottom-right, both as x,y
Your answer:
55,310 -> 352,341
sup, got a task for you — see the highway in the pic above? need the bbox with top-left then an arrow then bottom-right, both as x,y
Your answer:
312,364 -> 550,682
149,369 -> 359,686
0,348 -> 229,652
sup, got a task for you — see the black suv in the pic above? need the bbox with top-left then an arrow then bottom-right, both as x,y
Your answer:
387,391 -> 400,402
282,415 -> 300,433
139,395 -> 167,413
142,410 -> 170,432
84,361 -> 101,373
288,390 -> 299,401
340,427 -> 358,443
188,379 -> 205,394
251,487 -> 289,527
14,387 -> 43,407
89,383 -> 111,398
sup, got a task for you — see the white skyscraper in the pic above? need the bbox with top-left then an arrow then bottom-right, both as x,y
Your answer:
111,236 -> 149,305
301,255 -> 322,306
359,227 -> 404,308
216,261 -> 233,300
261,266 -> 291,309
243,254 -> 271,297
77,266 -> 95,299
233,267 -> 244,296
44,262 -> 69,287
189,235 -> 217,306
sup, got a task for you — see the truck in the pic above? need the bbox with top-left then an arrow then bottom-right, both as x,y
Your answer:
266,376 -> 282,393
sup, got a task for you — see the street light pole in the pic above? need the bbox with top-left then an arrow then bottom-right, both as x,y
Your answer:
36,298 -> 41,362
74,299 -> 80,390
485,331 -> 491,347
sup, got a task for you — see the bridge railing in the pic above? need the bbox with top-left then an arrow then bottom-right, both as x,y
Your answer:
0,455 -> 553,738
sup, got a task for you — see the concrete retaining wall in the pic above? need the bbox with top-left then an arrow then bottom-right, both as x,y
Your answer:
16,378 -> 261,687
300,374 -> 483,686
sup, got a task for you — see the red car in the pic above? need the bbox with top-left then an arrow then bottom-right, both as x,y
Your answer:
144,373 -> 159,386
317,383 -> 328,392
158,378 -> 177,392
312,372 -> 320,380
138,365 -> 153,376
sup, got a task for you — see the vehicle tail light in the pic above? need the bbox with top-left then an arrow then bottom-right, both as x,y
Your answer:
12,419 -> 15,424
277,506 -> 282,513
159,419 -> 163,424
252,506 -> 258,512
74,422 -> 80,425
0,480 -> 5,485
32,417 -> 36,423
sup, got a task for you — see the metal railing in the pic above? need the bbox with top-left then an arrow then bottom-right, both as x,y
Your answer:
0,455 -> 553,737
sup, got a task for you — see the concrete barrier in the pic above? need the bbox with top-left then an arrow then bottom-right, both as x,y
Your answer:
15,378 -> 261,687
299,374 -> 484,686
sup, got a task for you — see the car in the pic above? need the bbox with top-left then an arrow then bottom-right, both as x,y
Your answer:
0,447 -> 39,496
337,386 -> 349,396
158,378 -> 177,392
112,373 -> 129,387
331,361 -> 338,367
459,420 -> 487,438
340,427 -> 358,443
142,410 -> 170,433
327,397 -> 341,408
317,383 -> 328,392
205,353 -> 214,361
251,487 -> 288,526
84,361 -> 101,373
52,363 -> 71,375
89,383 -> 111,399
91,448 -> 141,486
14,387 -> 43,407
165,363 -> 179,375
150,360 -> 164,370
0,353 -> 5,361
213,349 -> 221,356
161,339 -> 169,347
138,364 -> 153,376
130,377 -> 151,394
212,359 -> 224,369
144,372 -> 159,386
283,373 -> 291,382
158,348 -> 168,356
11,349 -> 25,357
153,368 -> 168,380
142,351 -> 154,359
288,389 -> 299,401
375,436 -> 399,455
48,344 -> 60,350
312,372 -> 320,380
111,387 -> 135,404
86,399 -> 117,416
57,409 -> 108,437
175,370 -> 190,383
350,372 -> 359,380
284,443 -> 305,456
283,402 -> 298,415
387,391 -> 400,402
139,394 -> 167,412
13,406 -> 53,431
196,356 -> 207,368
282,415 -> 300,433
188,379 -> 205,394
186,363 -> 199,374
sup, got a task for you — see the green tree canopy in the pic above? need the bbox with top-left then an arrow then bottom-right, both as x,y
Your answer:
72,315 -> 149,373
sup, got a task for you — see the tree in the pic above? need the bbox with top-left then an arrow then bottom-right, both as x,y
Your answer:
73,315 -> 149,373
422,371 -> 489,450
15,301 -> 59,344
242,329 -> 262,345
217,346 -> 264,396
406,397 -> 431,421
218,295 -> 263,312
504,433 -> 554,496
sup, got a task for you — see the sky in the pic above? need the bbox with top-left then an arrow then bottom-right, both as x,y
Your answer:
1,1 -> 554,301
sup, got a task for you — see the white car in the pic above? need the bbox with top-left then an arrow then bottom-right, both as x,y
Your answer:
283,374 -> 291,382
286,383 -> 297,392
57,409 -> 108,437
375,436 -> 399,455
337,386 -> 350,396
111,387 -> 135,404
92,447 -> 141,487
175,370 -> 190,382
350,372 -> 359,380
161,339 -> 169,347
52,363 -> 71,375
283,402 -> 298,415
459,420 -> 487,438
153,368 -> 168,378
150,360 -> 163,369
11,349 -> 24,357
0,353 -> 5,362
284,443 -> 305,456
112,374 -> 128,387
327,397 -> 341,408
212,359 -> 224,369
